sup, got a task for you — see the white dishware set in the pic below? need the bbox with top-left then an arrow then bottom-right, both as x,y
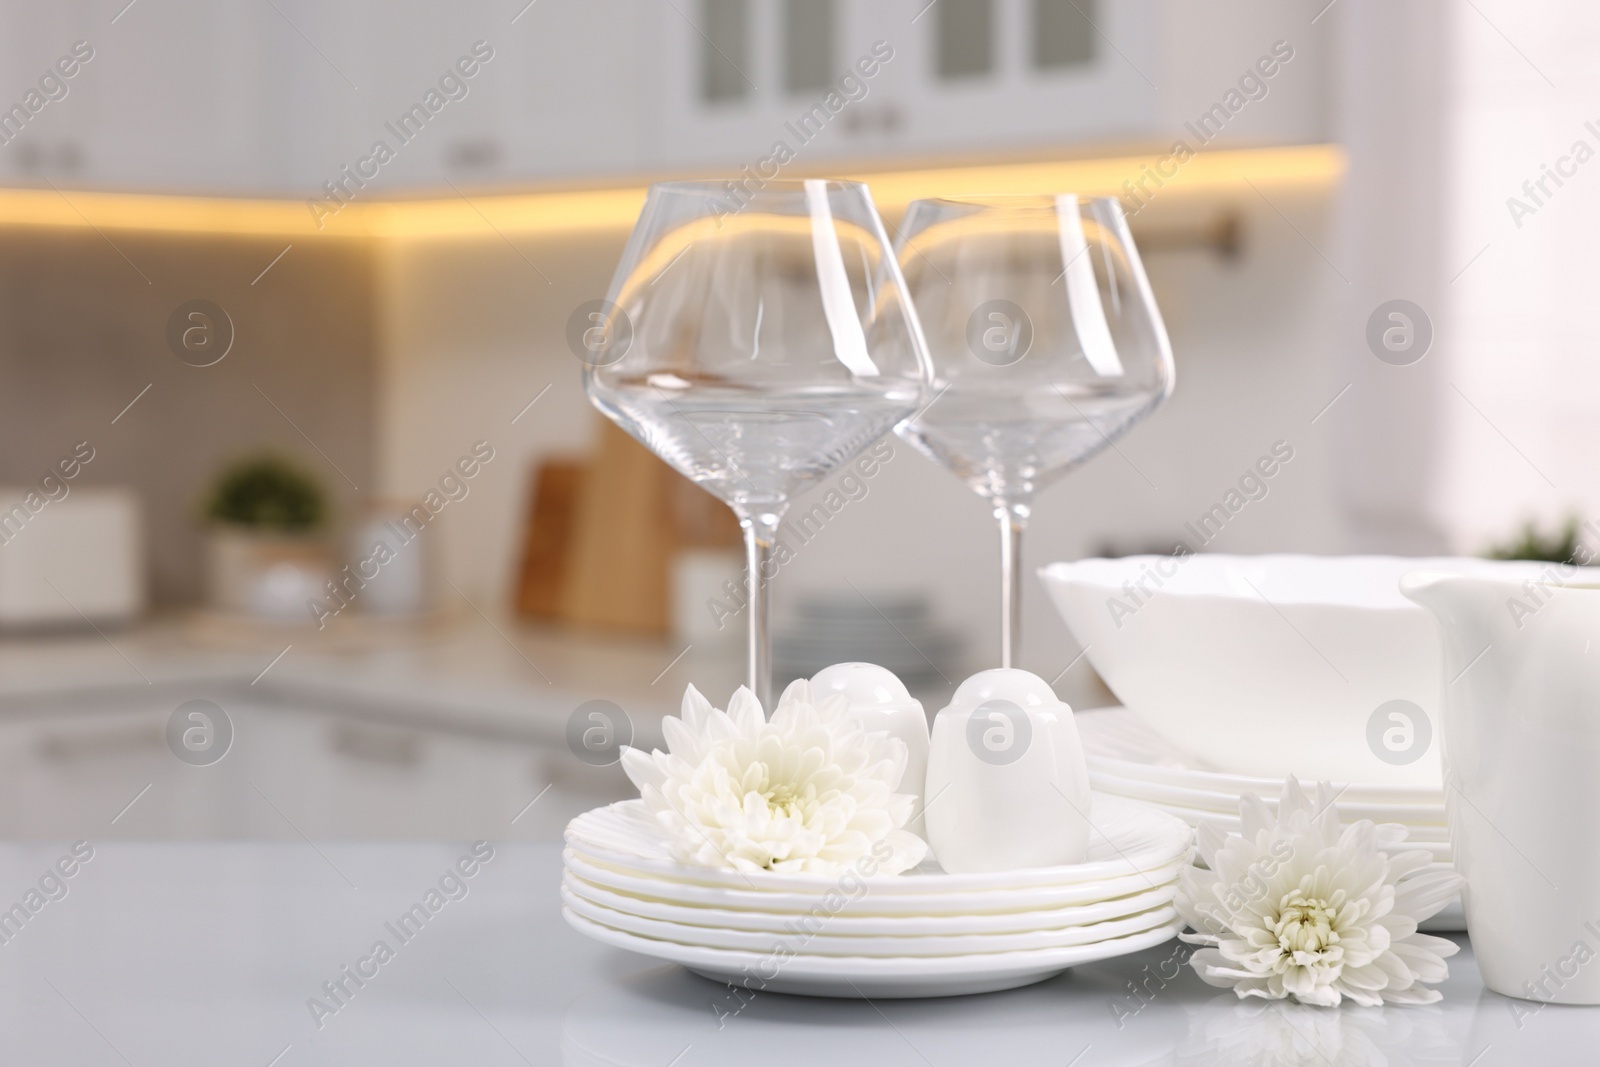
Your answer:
563,664 -> 1192,998
568,177 -> 1184,998
1041,552 -> 1600,995
1037,555 -> 1529,937
571,174 -> 1600,1007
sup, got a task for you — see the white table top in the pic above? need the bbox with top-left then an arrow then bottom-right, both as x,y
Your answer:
1,840 -> 1590,1065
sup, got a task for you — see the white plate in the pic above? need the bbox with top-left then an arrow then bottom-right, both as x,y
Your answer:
565,793 -> 1192,894
564,848 -> 1186,916
1129,800 -> 1451,851
563,907 -> 1185,998
563,870 -> 1180,936
1077,708 -> 1444,803
1068,710 -> 1466,930
563,885 -> 1179,957
1087,770 -> 1448,826
1086,752 -> 1443,805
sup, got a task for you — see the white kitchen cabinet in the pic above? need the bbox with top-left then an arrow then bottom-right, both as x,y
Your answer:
0,0 -> 1322,194
0,690 -> 239,839
640,0 -> 1161,171
0,687 -> 629,840
0,2 -> 281,191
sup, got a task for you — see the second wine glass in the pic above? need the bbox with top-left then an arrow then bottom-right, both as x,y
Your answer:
893,195 -> 1174,668
585,179 -> 931,709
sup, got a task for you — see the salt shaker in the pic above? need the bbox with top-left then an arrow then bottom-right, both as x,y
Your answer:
810,662 -> 930,837
924,668 -> 1091,873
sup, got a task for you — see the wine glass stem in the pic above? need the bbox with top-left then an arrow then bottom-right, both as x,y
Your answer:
736,506 -> 785,711
997,503 -> 1029,669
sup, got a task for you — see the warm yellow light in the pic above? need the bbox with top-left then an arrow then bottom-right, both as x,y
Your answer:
362,187 -> 649,240
860,144 -> 1346,214
0,186 -> 351,237
0,144 -> 1343,241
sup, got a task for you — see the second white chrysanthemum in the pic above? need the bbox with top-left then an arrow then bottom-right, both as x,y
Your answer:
1176,778 -> 1463,1007
620,679 -> 927,876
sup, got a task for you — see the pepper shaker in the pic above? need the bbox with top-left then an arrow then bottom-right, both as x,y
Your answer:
811,662 -> 930,838
924,668 -> 1091,873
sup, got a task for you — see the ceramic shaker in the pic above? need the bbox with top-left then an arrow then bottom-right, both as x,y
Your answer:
811,662 -> 930,837
924,668 -> 1091,873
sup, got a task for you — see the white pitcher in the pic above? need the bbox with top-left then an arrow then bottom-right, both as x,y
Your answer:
1402,566 -> 1600,1003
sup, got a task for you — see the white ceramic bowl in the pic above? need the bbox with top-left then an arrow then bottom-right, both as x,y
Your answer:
1039,555 -> 1543,787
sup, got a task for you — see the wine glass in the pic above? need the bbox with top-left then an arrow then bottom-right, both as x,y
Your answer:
893,195 -> 1174,667
584,179 -> 931,709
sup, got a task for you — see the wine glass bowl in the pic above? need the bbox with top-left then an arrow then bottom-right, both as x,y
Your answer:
893,195 -> 1174,666
586,179 -> 931,706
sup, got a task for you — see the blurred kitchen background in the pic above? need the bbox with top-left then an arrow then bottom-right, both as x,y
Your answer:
0,0 -> 1590,839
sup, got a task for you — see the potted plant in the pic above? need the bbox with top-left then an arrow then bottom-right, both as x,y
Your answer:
203,455 -> 331,619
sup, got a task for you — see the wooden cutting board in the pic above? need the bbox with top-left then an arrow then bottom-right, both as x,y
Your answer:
513,459 -> 585,620
515,419 -> 739,632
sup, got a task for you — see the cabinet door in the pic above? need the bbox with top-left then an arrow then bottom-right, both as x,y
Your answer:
639,0 -> 1161,173
237,705 -> 623,840
0,3 -> 278,191
883,0 -> 1160,156
641,0 -> 895,170
273,0 -> 649,193
494,0 -> 648,182
0,693 -> 247,838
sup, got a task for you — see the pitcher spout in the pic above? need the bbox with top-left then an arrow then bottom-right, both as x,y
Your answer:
1399,569 -> 1518,657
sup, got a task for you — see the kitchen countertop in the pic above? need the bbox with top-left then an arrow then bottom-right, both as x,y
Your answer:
0,612 -> 972,744
0,613 -> 745,743
2,840 -> 1591,1066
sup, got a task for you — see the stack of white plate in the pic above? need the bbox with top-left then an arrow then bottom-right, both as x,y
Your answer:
562,793 -> 1193,998
773,591 -> 961,683
1077,706 -> 1463,931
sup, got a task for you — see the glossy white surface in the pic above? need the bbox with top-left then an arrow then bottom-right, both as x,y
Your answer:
3,840 -> 1593,1065
1405,569 -> 1600,1003
924,669 -> 1091,872
1039,555 -> 1544,785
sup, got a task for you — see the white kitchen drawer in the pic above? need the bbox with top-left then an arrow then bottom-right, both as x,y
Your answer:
0,688 -> 632,840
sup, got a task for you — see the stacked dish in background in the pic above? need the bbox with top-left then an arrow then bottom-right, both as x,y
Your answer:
1076,706 -> 1462,931
563,793 -> 1192,998
773,591 -> 961,684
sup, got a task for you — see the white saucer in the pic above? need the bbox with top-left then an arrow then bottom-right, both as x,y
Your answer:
563,907 -> 1185,998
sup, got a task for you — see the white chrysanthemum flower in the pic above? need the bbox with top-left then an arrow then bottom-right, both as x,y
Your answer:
1176,778 -> 1463,1007
620,679 -> 927,876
